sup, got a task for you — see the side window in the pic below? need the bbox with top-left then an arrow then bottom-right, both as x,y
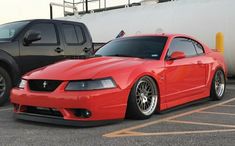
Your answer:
167,38 -> 197,58
193,41 -> 205,55
27,23 -> 58,44
75,25 -> 85,44
62,24 -> 78,44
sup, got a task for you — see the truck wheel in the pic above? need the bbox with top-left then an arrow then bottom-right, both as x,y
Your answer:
0,67 -> 12,106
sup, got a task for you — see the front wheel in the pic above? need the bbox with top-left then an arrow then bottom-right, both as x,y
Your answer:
0,67 -> 12,106
126,76 -> 158,120
210,69 -> 226,100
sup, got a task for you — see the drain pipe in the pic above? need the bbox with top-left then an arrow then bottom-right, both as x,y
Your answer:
50,2 -> 77,19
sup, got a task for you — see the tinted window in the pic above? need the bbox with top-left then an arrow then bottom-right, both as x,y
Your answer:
193,41 -> 204,55
75,26 -> 85,44
28,23 -> 57,44
62,24 -> 78,44
95,36 -> 167,59
167,38 -> 197,58
0,21 -> 29,40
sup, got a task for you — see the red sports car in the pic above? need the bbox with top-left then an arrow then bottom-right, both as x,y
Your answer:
11,34 -> 227,126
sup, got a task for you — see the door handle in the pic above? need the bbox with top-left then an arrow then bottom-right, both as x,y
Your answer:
54,47 -> 64,53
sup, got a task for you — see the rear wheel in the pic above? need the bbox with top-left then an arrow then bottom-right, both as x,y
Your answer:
0,67 -> 12,106
210,69 -> 226,100
126,76 -> 158,120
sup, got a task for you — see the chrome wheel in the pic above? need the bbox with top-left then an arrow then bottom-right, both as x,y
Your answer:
214,70 -> 225,97
0,75 -> 6,98
135,77 -> 157,116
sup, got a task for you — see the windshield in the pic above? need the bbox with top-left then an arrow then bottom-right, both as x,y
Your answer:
95,36 -> 168,59
0,21 -> 29,40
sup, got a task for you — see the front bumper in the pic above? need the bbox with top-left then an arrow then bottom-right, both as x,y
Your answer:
14,112 -> 122,127
11,82 -> 130,126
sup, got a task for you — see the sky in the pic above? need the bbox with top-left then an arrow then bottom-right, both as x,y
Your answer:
0,0 -> 141,24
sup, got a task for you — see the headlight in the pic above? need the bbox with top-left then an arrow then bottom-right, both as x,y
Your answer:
65,78 -> 116,91
18,79 -> 27,89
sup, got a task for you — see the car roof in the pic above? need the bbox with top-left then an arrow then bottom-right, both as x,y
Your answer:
1,19 -> 83,25
127,33 -> 194,39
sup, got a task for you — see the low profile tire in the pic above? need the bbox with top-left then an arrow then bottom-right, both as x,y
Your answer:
0,67 -> 12,106
126,76 -> 158,120
210,69 -> 226,101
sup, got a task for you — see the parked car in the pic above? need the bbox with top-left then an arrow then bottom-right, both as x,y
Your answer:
0,19 -> 93,105
11,34 -> 227,126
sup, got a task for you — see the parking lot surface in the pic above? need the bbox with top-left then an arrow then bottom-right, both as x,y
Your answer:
0,80 -> 235,146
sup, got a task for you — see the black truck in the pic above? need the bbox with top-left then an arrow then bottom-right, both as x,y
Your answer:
0,19 -> 93,105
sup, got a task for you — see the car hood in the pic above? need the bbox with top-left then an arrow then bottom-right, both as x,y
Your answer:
24,57 -> 149,80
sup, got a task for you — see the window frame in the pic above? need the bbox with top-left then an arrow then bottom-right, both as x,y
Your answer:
74,25 -> 86,45
191,39 -> 205,56
62,23 -> 78,45
165,37 -> 204,60
24,22 -> 60,46
61,23 -> 86,46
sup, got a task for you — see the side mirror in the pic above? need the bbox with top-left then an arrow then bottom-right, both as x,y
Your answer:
83,47 -> 94,55
169,51 -> 186,60
23,30 -> 41,46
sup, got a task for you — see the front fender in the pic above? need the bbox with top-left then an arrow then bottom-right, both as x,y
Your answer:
0,50 -> 21,86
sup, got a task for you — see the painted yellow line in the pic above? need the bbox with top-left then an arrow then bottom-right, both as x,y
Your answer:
106,129 -> 235,137
0,108 -> 12,112
219,104 -> 235,107
199,111 -> 235,116
169,120 -> 235,128
104,98 -> 235,138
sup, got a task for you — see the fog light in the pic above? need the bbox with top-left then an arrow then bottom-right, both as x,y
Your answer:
73,109 -> 92,118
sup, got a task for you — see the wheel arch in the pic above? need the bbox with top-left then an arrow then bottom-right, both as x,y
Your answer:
0,51 -> 21,86
129,74 -> 162,112
208,65 -> 226,93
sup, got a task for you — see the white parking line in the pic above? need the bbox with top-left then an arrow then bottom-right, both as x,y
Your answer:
104,97 -> 235,138
0,108 -> 12,112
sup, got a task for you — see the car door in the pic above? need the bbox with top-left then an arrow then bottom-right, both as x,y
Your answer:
61,23 -> 87,58
164,37 -> 206,102
19,22 -> 64,74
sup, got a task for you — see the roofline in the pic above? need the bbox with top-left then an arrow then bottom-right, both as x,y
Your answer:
125,33 -> 195,39
0,19 -> 81,25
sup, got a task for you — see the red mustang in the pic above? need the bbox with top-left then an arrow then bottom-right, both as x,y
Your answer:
11,34 -> 226,126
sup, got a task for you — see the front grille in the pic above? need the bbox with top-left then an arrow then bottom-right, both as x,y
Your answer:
25,106 -> 63,117
28,80 -> 62,92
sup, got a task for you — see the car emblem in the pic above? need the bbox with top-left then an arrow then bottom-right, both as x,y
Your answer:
43,81 -> 47,88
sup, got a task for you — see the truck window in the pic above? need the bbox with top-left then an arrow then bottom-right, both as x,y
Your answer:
27,23 -> 58,44
62,24 -> 78,44
0,21 -> 29,40
75,26 -> 85,44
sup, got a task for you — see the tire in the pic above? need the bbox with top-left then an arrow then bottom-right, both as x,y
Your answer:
0,67 -> 12,106
210,69 -> 226,101
126,76 -> 158,120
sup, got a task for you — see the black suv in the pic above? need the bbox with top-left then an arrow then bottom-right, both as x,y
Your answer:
0,19 -> 93,105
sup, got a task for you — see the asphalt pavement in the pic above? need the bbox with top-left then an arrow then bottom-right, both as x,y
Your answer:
0,80 -> 235,146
